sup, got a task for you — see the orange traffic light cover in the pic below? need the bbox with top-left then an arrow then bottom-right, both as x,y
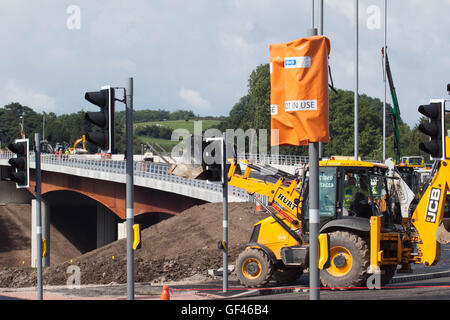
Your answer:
270,36 -> 331,146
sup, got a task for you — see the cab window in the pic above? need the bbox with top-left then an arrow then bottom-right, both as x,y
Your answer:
319,167 -> 336,217
302,167 -> 337,222
342,171 -> 371,218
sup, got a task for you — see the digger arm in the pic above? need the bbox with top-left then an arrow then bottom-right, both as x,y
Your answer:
227,159 -> 300,202
411,159 -> 450,266
228,161 -> 283,198
73,135 -> 86,150
227,159 -> 305,234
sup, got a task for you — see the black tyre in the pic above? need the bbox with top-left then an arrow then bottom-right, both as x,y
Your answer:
320,231 -> 370,288
236,248 -> 274,287
272,266 -> 303,285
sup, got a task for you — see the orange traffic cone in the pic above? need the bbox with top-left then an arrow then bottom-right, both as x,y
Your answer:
160,285 -> 171,300
255,194 -> 264,212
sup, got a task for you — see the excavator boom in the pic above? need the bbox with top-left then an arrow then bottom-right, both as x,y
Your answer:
382,48 -> 402,163
411,160 -> 450,265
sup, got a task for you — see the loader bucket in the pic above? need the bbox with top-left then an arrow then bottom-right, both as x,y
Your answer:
167,163 -> 206,180
436,218 -> 450,244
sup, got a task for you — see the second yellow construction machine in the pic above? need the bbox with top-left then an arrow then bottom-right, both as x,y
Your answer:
227,154 -> 450,288
68,135 -> 87,154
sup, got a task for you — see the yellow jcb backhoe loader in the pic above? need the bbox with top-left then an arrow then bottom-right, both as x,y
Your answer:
228,156 -> 450,288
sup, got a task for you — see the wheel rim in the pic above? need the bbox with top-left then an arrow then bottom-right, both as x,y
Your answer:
242,258 -> 262,279
328,246 -> 353,277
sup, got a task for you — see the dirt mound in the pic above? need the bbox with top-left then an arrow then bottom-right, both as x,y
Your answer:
0,202 -> 265,288
0,204 -> 82,267
0,204 -> 32,266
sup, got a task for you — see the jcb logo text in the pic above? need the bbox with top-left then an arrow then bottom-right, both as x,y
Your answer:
426,188 -> 441,223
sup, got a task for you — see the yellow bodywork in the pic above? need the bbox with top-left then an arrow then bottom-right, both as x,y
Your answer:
253,216 -> 301,260
132,224 -> 141,250
318,233 -> 329,270
447,136 -> 450,159
228,159 -> 387,265
229,156 -> 450,277
411,160 -> 450,266
42,238 -> 47,258
68,135 -> 87,154
369,216 -> 382,273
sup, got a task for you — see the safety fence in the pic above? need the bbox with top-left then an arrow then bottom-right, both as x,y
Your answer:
237,153 -> 308,166
0,152 -> 253,201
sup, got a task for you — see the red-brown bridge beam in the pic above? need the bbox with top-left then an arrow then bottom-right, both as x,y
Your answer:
28,170 -> 205,219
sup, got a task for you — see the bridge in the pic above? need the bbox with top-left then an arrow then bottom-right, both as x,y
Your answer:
0,151 -> 306,267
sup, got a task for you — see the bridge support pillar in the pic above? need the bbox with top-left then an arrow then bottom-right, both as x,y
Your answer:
31,199 -> 50,267
96,203 -> 117,248
0,180 -> 33,204
117,222 -> 126,240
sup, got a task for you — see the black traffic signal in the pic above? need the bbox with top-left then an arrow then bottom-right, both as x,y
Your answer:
202,138 -> 223,182
418,101 -> 444,159
7,138 -> 29,188
84,86 -> 115,153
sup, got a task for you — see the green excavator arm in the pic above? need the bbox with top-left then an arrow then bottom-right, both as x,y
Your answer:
382,47 -> 402,163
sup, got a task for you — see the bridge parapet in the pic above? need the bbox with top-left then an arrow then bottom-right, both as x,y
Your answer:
0,152 -> 248,203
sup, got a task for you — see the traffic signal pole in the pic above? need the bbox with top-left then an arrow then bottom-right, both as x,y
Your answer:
34,133 -> 43,300
309,143 -> 320,300
204,135 -> 229,292
354,0 -> 359,161
126,77 -> 135,300
306,1 -> 321,301
222,132 -> 228,293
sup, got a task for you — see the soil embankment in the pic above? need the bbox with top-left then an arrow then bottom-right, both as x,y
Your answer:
0,202 -> 263,288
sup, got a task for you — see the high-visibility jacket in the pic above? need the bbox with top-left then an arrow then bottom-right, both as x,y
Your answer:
343,185 -> 356,210
344,185 -> 369,209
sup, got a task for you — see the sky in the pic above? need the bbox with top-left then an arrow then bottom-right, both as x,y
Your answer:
0,0 -> 449,128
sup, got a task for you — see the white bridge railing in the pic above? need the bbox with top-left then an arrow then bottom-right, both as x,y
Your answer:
0,152 -> 250,201
237,153 -> 308,166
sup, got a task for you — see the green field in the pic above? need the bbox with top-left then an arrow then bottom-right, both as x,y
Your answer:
135,119 -> 222,152
135,119 -> 221,132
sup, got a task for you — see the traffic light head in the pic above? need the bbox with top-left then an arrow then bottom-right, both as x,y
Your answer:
202,138 -> 223,182
418,100 -> 444,160
7,138 -> 29,188
84,87 -> 115,153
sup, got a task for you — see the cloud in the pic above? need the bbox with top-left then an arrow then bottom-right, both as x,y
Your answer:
4,80 -> 57,112
178,88 -> 211,111
0,0 -> 448,128
326,0 -> 355,22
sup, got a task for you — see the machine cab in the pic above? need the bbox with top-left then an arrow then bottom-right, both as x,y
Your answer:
301,162 -> 395,229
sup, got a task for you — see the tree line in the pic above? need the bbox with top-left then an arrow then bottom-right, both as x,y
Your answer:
0,63 -> 432,160
0,104 -> 208,153
218,63 -> 431,161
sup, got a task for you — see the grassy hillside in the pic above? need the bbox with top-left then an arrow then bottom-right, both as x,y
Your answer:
135,119 -> 220,132
135,119 -> 221,152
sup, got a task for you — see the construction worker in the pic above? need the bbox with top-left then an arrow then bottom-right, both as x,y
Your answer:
353,178 -> 370,218
343,175 -> 370,217
343,176 -> 357,216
